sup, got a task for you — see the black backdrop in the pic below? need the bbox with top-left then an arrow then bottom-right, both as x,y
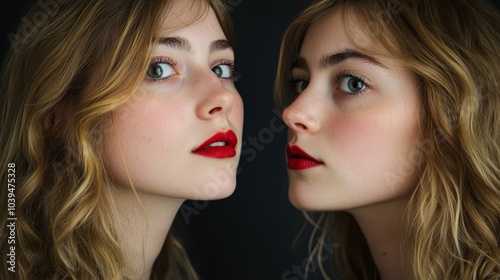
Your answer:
2,1 -> 499,279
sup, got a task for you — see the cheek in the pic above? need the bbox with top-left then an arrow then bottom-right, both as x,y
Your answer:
329,104 -> 421,191
115,102 -> 183,149
104,100 -> 187,186
330,113 -> 388,168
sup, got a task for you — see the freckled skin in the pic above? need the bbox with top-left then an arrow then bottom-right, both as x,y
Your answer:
104,8 -> 243,200
283,11 -> 421,211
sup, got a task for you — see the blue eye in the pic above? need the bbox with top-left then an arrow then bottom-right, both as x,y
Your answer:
287,78 -> 309,100
295,80 -> 309,94
338,75 -> 366,95
212,64 -> 233,79
146,62 -> 175,81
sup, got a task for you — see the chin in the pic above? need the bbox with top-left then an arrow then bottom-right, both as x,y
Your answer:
211,182 -> 237,200
288,180 -> 352,211
191,174 -> 237,200
288,183 -> 321,211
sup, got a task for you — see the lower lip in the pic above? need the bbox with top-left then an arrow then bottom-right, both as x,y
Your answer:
192,146 -> 236,158
287,158 -> 322,170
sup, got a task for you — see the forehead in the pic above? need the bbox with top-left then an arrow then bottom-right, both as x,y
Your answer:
157,1 -> 223,37
300,9 -> 384,60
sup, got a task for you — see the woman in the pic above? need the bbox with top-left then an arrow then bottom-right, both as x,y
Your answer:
275,0 -> 499,279
0,0 -> 242,279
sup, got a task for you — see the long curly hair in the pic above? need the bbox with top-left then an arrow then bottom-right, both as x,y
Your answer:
275,0 -> 500,279
0,0 -> 233,279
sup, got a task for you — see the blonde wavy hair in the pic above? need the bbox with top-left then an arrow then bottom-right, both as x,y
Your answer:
275,0 -> 500,279
0,0 -> 233,279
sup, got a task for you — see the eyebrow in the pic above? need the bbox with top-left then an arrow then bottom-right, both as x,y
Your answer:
292,49 -> 387,70
321,50 -> 386,68
209,39 -> 233,53
292,56 -> 309,71
156,36 -> 232,54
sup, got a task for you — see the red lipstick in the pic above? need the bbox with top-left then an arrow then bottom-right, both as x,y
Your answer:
192,130 -> 237,158
286,145 -> 323,170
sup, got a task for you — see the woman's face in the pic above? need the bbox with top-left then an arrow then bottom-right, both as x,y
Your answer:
283,10 -> 422,211
105,2 -> 243,200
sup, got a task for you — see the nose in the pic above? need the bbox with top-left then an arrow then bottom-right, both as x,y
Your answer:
282,89 -> 321,134
195,71 -> 235,120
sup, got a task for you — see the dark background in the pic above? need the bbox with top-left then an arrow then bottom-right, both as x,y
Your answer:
2,1 -> 499,280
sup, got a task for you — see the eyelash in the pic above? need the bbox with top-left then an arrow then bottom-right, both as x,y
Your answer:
213,59 -> 241,82
146,57 -> 177,83
287,70 -> 369,98
287,76 -> 308,99
334,70 -> 369,96
145,58 -> 241,83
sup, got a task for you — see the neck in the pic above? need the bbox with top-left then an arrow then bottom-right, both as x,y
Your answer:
113,188 -> 184,280
348,196 -> 410,280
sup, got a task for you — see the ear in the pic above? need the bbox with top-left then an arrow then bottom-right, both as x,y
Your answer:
43,104 -> 64,133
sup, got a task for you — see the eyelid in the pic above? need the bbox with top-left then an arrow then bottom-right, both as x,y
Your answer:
291,67 -> 310,79
150,56 -> 177,66
211,59 -> 239,81
286,76 -> 309,100
145,56 -> 178,83
334,70 -> 369,96
291,74 -> 310,82
335,70 -> 369,85
210,58 -> 234,69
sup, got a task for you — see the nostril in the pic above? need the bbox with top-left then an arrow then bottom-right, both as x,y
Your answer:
209,107 -> 222,114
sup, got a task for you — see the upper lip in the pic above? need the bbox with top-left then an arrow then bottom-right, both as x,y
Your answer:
286,145 -> 322,163
193,130 -> 237,152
